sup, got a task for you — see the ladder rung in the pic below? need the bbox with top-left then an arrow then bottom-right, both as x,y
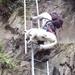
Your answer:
26,11 -> 37,13
34,68 -> 47,73
26,16 -> 37,18
34,59 -> 42,63
26,21 -> 38,24
26,1 -> 36,4
26,16 -> 31,18
26,7 -> 36,9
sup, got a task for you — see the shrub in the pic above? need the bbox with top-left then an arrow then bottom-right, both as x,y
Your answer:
0,43 -> 18,71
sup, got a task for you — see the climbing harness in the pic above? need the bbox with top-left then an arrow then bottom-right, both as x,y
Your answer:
43,23 -> 55,34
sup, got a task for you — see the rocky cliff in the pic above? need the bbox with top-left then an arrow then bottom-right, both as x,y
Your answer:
0,0 -> 75,75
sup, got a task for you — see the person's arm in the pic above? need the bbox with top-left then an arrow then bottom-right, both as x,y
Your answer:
31,12 -> 46,20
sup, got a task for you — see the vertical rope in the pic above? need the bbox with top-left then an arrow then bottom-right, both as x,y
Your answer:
36,0 -> 40,28
47,61 -> 49,75
31,0 -> 40,75
31,43 -> 35,75
24,0 -> 27,54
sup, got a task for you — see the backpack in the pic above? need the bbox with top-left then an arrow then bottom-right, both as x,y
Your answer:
50,12 -> 63,29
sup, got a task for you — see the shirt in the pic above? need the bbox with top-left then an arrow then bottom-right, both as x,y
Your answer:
32,12 -> 52,27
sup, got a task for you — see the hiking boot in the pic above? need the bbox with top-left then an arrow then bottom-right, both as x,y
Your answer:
41,55 -> 50,62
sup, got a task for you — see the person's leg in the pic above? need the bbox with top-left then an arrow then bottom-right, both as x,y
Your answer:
34,49 -> 52,62
47,22 -> 57,35
34,50 -> 45,61
40,49 -> 52,62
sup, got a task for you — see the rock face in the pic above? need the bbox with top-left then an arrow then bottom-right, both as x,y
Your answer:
33,43 -> 75,75
0,0 -> 75,75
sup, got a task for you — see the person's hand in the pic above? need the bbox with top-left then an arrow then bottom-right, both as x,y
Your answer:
40,18 -> 43,21
30,17 -> 33,20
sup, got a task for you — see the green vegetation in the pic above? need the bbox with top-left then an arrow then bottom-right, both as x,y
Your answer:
0,0 -> 2,3
0,0 -> 2,5
0,43 -> 18,71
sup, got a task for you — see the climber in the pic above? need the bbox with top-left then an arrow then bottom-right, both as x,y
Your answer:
30,12 -> 63,62
30,12 -> 55,34
30,12 -> 63,35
